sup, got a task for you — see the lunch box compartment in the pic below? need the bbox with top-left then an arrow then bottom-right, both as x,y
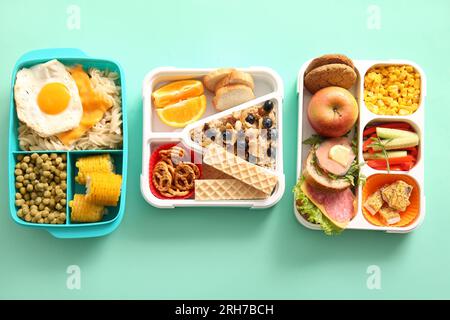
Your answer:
141,67 -> 285,209
146,68 -> 283,134
361,173 -> 421,229
10,151 -> 70,227
362,62 -> 425,117
8,48 -> 128,238
67,150 -> 124,225
362,119 -> 423,171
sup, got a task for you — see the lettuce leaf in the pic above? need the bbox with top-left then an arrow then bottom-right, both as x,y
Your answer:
293,179 -> 342,236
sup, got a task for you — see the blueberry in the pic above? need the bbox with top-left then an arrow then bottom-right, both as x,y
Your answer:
267,146 -> 276,158
245,114 -> 256,124
263,117 -> 273,129
263,100 -> 274,113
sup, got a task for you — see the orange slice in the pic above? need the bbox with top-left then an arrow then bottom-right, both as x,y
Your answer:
152,80 -> 204,109
362,174 -> 420,227
156,95 -> 206,128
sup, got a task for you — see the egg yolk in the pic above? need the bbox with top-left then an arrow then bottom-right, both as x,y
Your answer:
57,65 -> 113,145
37,82 -> 71,115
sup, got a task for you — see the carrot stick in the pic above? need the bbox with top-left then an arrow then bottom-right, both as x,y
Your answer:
367,156 -> 415,166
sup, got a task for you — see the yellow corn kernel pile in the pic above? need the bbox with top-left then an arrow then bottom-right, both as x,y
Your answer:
75,154 -> 113,185
70,194 -> 105,223
364,65 -> 421,115
86,173 -> 122,206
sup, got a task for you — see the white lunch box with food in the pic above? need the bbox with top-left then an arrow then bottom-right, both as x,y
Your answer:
141,67 -> 285,208
293,54 -> 426,234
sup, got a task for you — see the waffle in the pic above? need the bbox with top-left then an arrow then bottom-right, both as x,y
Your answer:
203,144 -> 278,195
195,179 -> 267,200
201,163 -> 232,180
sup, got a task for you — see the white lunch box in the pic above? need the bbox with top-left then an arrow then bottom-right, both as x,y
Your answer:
294,59 -> 426,233
141,67 -> 285,209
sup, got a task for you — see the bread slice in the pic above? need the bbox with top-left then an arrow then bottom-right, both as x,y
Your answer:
305,54 -> 355,75
214,70 -> 255,92
203,68 -> 234,92
303,150 -> 351,191
212,85 -> 255,111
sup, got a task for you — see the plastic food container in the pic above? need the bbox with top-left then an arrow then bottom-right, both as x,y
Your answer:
141,67 -> 285,208
8,48 -> 128,238
294,59 -> 426,233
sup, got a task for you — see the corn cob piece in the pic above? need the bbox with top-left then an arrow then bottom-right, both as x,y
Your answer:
75,154 -> 114,185
86,172 -> 122,206
70,194 -> 105,223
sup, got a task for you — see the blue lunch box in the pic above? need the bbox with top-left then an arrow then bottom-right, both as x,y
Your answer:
8,48 -> 128,238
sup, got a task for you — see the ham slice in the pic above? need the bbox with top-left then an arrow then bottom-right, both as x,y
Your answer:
302,181 -> 356,228
316,137 -> 355,176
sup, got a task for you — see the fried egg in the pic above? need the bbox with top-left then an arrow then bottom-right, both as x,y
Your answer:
14,59 -> 83,137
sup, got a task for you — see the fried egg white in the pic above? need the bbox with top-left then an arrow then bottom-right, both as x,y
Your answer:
14,59 -> 83,137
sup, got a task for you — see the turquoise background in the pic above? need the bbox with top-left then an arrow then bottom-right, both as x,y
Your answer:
0,0 -> 449,299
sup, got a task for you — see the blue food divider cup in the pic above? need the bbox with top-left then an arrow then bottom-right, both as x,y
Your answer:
8,48 -> 128,239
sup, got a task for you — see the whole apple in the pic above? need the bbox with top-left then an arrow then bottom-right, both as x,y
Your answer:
307,86 -> 359,138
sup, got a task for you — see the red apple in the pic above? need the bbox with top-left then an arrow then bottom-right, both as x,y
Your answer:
307,86 -> 359,138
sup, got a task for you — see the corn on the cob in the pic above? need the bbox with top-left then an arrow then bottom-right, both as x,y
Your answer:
75,154 -> 114,185
86,173 -> 122,206
70,194 -> 105,223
